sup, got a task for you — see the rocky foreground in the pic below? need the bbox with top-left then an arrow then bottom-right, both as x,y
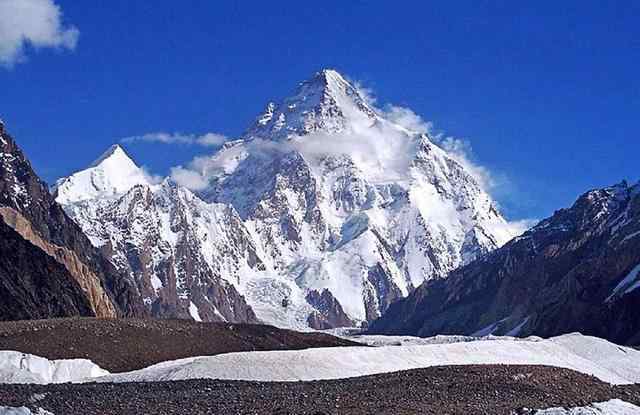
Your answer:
0,318 -> 358,372
0,365 -> 639,414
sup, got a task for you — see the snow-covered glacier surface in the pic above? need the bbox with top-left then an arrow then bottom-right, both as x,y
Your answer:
0,408 -> 54,415
95,333 -> 640,385
1,333 -> 639,389
0,351 -> 108,384
535,400 -> 640,415
55,69 -> 524,329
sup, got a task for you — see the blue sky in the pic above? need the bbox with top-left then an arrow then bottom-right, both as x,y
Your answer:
1,1 -> 638,221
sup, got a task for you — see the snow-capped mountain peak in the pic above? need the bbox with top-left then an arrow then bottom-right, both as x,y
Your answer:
245,69 -> 376,140
56,70 -> 521,330
54,144 -> 150,204
89,144 -> 132,168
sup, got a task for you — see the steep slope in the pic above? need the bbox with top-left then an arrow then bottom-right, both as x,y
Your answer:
56,69 -> 518,329
370,181 -> 640,345
0,121 -> 144,318
54,146 -> 259,323
0,220 -> 94,320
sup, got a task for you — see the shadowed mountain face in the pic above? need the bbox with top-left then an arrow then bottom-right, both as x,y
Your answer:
370,181 -> 640,345
0,121 -> 145,320
0,220 -> 94,320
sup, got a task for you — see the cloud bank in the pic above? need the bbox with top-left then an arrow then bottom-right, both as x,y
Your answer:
0,0 -> 79,67
121,132 -> 227,147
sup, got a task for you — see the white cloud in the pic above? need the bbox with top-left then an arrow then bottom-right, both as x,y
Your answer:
290,119 -> 419,184
506,218 -> 539,236
170,165 -> 210,191
140,166 -> 164,186
436,135 -> 496,190
196,133 -> 227,147
0,0 -> 79,67
382,105 -> 433,135
121,132 -> 227,147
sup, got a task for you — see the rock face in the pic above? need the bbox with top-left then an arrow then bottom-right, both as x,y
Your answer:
0,121 -> 144,319
0,219 -> 94,320
370,181 -> 640,345
305,289 -> 355,329
55,69 -> 517,328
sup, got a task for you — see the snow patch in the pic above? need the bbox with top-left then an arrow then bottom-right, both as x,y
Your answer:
0,351 -> 108,384
189,301 -> 202,322
606,263 -> 640,302
0,408 -> 54,415
534,399 -> 640,414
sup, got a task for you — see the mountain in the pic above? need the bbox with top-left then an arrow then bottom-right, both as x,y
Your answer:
0,120 -> 144,320
369,181 -> 640,345
55,69 -> 518,329
53,145 -> 259,323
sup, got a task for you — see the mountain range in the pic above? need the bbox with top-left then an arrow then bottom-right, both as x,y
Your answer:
1,69 -> 638,345
51,69 -> 517,329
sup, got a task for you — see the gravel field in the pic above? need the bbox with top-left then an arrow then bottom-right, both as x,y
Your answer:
1,365 -> 639,414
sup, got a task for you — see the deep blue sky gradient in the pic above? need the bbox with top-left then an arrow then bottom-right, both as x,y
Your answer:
1,1 -> 638,221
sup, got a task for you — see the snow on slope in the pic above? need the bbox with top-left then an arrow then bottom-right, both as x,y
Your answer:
535,400 -> 640,415
606,263 -> 640,302
95,333 -> 640,385
56,69 -> 522,328
0,351 -> 107,384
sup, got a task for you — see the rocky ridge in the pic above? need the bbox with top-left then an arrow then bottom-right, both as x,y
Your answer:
370,181 -> 640,345
0,121 -> 144,320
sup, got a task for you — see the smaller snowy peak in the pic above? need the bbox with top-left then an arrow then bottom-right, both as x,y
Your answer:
54,144 -> 151,205
245,69 -> 376,140
88,144 -> 129,168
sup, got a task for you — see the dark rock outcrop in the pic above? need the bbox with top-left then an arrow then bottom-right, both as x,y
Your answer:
0,219 -> 94,320
306,289 -> 354,329
371,181 -> 640,345
0,122 -> 145,318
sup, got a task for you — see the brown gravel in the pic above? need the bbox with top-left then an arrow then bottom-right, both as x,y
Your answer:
0,317 -> 359,372
0,365 -> 639,414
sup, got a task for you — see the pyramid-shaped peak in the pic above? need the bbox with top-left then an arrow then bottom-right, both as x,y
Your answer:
310,68 -> 349,85
244,69 -> 376,140
299,68 -> 361,99
90,144 -> 136,168
55,144 -> 150,204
